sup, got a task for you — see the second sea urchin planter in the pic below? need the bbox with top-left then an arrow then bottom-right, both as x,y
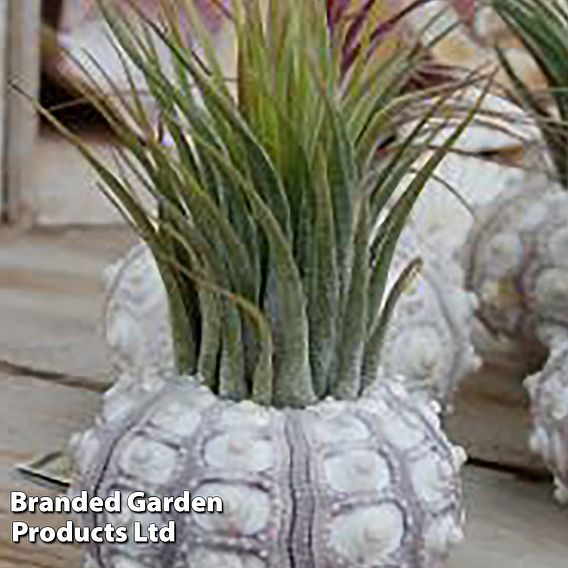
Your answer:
464,181 -> 568,344
464,159 -> 568,501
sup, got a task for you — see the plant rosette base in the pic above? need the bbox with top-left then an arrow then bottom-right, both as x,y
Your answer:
70,372 -> 466,568
104,236 -> 479,407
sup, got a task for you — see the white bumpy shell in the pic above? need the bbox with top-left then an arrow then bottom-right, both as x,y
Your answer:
464,159 -> 568,502
103,245 -> 176,396
71,372 -> 466,568
103,234 -> 479,406
381,229 -> 480,403
464,183 -> 568,343
525,337 -> 568,504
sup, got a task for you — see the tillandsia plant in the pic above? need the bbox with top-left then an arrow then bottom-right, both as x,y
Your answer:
34,0 -> 487,564
463,0 -> 568,502
494,0 -> 568,185
38,0 -> 482,407
94,0 -> 482,406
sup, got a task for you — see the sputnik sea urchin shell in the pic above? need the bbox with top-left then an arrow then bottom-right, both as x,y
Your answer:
71,372 -> 466,567
525,334 -> 568,504
80,231 -> 472,566
382,228 -> 480,402
464,184 -> 568,343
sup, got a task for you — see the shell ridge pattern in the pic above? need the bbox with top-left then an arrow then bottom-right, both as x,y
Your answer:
160,390 -> 221,568
285,410 -> 316,568
95,383 -> 186,568
73,381 -> 172,566
178,393 -> 293,566
525,339 -> 568,503
357,409 -> 420,567
72,379 -> 466,567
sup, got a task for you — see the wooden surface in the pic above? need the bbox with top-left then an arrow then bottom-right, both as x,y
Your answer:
30,130 -> 130,226
450,467 -> 568,568
2,0 -> 41,223
0,226 -> 134,380
0,0 -> 6,220
446,361 -> 550,475
0,227 -> 567,567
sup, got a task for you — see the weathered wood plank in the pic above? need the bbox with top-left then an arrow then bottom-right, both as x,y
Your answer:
0,373 -> 100,568
446,362 -> 549,475
30,130 -> 129,226
0,227 -> 135,382
2,0 -> 41,223
0,0 -> 6,219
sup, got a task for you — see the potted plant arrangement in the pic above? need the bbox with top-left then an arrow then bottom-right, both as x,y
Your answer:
463,0 -> 568,501
35,0 -> 487,565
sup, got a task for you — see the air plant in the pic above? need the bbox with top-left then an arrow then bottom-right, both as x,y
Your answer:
493,0 -> 568,186
36,0 -> 481,408
32,0 -> 488,564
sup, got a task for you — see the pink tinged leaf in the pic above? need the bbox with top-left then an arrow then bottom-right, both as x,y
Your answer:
450,0 -> 476,27
340,0 -> 381,75
62,0 -> 227,33
327,0 -> 352,28
194,0 -> 229,33
341,0 -> 435,75
344,0 -> 379,53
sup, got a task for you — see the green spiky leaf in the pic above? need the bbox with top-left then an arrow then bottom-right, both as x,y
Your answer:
31,0 -> 480,407
493,0 -> 568,186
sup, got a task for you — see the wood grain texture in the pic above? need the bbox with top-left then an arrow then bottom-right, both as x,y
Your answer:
2,0 -> 41,223
0,372 -> 98,568
30,130 -> 130,226
448,467 -> 568,568
0,227 -> 130,567
0,226 -> 135,382
447,362 -> 549,475
0,0 -> 7,219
